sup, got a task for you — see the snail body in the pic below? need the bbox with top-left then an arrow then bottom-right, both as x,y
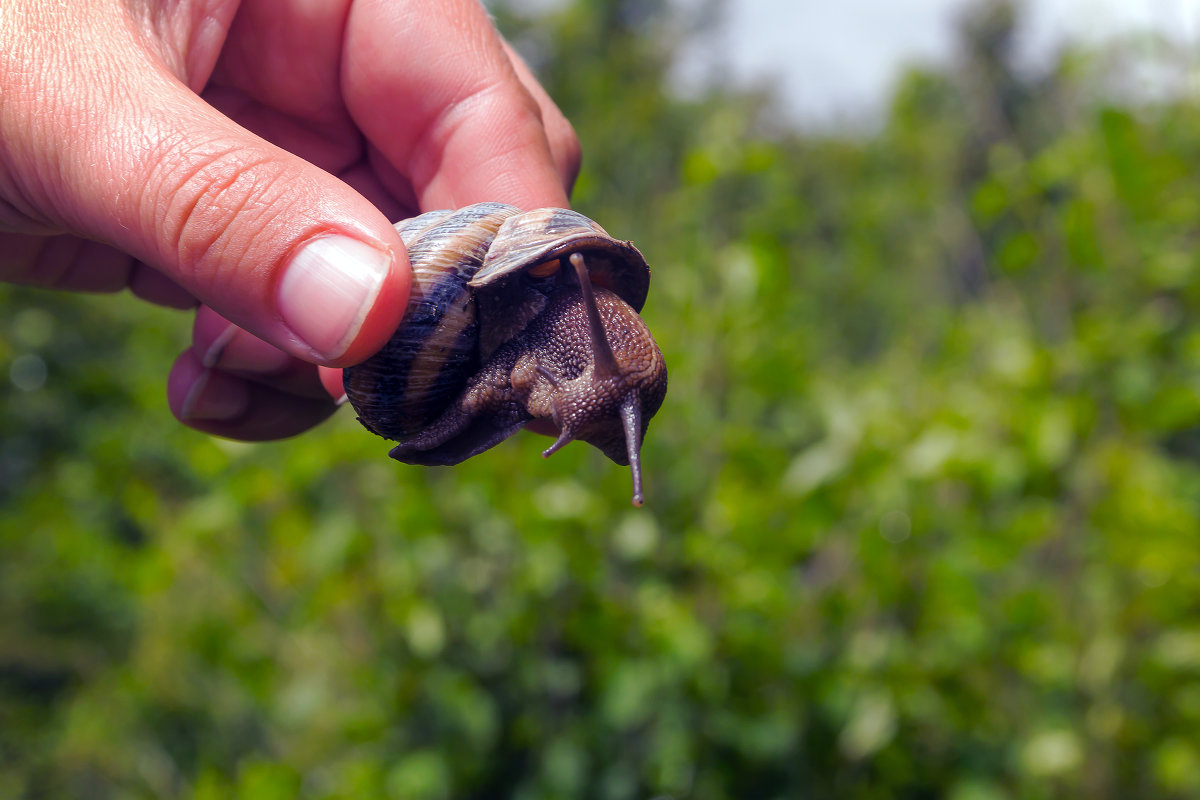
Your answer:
343,203 -> 667,505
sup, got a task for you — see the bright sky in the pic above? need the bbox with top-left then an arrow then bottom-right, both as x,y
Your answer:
505,0 -> 1199,127
677,0 -> 1199,126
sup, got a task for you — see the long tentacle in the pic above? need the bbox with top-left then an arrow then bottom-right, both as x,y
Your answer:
620,392 -> 645,506
570,253 -> 620,378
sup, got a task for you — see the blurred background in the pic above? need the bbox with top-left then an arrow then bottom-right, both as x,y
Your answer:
4,0 -> 1200,797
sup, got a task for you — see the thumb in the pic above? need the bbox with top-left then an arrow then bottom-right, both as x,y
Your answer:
1,4 -> 408,367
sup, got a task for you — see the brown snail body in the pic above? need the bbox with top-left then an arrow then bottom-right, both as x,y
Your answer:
342,203 -> 667,505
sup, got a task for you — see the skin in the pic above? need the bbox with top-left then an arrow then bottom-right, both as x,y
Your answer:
0,0 -> 579,440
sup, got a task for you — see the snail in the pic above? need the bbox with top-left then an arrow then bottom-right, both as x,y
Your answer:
343,202 -> 668,506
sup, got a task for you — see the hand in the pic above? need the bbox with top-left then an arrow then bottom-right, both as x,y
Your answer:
0,0 -> 579,440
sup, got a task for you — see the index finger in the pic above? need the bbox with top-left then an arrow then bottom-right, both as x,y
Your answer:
342,0 -> 572,211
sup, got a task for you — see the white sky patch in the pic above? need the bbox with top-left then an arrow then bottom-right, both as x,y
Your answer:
679,0 -> 1199,127
501,0 -> 1199,127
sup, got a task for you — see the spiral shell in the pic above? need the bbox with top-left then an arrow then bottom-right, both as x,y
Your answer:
343,203 -> 667,505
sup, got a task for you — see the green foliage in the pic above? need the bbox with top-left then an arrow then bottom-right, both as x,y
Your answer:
4,1 -> 1200,797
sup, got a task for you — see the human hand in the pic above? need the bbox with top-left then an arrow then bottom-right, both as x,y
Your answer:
0,0 -> 579,440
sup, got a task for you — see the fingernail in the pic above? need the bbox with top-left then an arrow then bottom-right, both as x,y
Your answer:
201,322 -> 239,368
201,320 -> 292,374
180,369 -> 250,421
278,234 -> 391,361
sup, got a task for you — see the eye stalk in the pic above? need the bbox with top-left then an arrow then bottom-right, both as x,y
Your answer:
569,252 -> 620,379
620,392 -> 646,507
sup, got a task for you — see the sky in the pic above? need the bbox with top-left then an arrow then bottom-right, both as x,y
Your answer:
677,0 -> 1199,126
506,0 -> 1199,128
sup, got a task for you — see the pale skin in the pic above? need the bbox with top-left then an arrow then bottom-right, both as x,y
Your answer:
0,0 -> 580,440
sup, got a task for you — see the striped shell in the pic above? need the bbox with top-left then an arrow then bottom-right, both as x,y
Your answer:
343,203 -> 667,505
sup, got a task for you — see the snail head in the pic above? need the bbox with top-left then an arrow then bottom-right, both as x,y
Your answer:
515,253 -> 668,506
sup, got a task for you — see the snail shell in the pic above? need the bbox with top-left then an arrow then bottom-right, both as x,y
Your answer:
343,202 -> 668,505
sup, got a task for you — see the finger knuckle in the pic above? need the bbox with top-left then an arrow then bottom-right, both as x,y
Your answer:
144,139 -> 296,289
